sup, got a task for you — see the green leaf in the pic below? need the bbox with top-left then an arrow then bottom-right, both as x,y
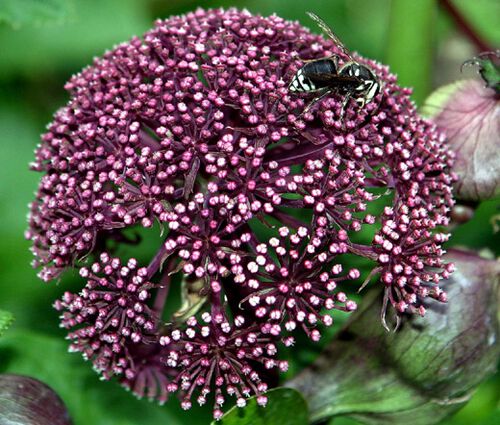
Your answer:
213,388 -> 309,425
0,0 -> 75,28
386,0 -> 436,104
0,0 -> 151,81
0,329 -> 207,425
453,0 -> 500,47
0,309 -> 14,337
420,80 -> 466,118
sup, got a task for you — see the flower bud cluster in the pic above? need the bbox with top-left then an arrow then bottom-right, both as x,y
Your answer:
28,8 -> 455,418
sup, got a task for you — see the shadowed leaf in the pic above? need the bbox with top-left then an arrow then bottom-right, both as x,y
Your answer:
287,249 -> 500,424
213,388 -> 309,425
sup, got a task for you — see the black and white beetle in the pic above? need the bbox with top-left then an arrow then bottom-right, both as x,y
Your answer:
289,12 -> 381,116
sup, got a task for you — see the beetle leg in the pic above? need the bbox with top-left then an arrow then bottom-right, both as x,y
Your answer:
300,88 -> 331,116
298,54 -> 338,65
339,90 -> 355,121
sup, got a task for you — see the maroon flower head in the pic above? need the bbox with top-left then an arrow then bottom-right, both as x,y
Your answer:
235,225 -> 358,342
120,345 -> 178,405
54,254 -> 158,379
28,7 -> 455,417
160,312 -> 287,419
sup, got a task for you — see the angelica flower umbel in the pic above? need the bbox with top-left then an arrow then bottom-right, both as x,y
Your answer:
27,8 -> 455,419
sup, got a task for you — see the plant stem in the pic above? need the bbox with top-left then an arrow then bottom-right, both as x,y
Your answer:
153,267 -> 172,325
147,239 -> 169,279
439,0 -> 493,52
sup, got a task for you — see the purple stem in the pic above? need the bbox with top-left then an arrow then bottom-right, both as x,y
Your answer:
265,140 -> 331,167
348,243 -> 378,260
271,209 -> 307,228
153,270 -> 171,325
139,128 -> 162,150
147,240 -> 170,279
210,290 -> 223,317
439,0 -> 493,52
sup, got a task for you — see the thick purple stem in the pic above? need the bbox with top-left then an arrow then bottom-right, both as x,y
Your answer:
349,243 -> 378,260
265,140 -> 330,167
147,240 -> 170,279
271,209 -> 307,228
439,0 -> 493,52
153,269 -> 171,326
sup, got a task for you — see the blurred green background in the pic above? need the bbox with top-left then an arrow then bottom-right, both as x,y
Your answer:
0,0 -> 498,424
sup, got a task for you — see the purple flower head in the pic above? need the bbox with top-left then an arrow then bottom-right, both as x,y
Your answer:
28,7 -> 455,418
160,312 -> 287,419
54,254 -> 158,379
235,225 -> 358,342
119,345 -> 177,405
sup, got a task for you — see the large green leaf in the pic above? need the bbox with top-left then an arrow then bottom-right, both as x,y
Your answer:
454,0 -> 500,46
0,0 -> 74,28
0,0 -> 151,80
213,388 -> 309,425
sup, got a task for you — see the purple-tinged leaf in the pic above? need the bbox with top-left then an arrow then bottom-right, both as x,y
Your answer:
0,374 -> 73,425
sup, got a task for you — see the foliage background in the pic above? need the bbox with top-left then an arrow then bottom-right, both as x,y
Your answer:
0,0 -> 498,424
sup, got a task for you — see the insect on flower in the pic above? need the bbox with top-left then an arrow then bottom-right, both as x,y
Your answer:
289,12 -> 381,116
